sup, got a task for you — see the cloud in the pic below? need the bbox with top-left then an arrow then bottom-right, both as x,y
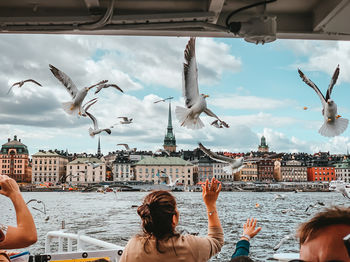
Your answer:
209,94 -> 294,110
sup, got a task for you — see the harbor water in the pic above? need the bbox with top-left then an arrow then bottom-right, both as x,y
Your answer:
1,191 -> 349,261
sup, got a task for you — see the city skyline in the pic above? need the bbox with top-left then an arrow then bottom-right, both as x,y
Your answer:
1,35 -> 350,154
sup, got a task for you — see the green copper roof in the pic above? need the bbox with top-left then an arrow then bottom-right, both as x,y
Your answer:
135,157 -> 193,166
335,157 -> 350,169
164,102 -> 176,146
259,136 -> 268,148
1,135 -> 28,155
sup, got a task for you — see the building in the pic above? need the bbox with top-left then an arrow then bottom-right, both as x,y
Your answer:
112,154 -> 135,181
257,158 -> 274,181
163,102 -> 176,152
0,136 -> 31,183
134,157 -> 196,185
335,157 -> 350,182
31,150 -> 68,185
307,166 -> 336,182
258,136 -> 269,152
239,159 -> 258,181
193,156 -> 214,182
66,157 -> 106,185
212,162 -> 232,181
277,160 -> 307,182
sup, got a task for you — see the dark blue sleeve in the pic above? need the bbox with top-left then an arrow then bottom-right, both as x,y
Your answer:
231,239 -> 250,259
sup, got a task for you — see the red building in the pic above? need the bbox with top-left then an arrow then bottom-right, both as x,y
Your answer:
257,159 -> 274,181
307,166 -> 336,182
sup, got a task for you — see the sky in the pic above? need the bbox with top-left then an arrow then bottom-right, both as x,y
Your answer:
1,34 -> 350,155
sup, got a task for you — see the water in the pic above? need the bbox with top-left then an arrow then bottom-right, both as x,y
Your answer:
1,191 -> 348,261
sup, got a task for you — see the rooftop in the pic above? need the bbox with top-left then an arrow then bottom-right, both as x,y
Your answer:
135,157 -> 193,166
69,157 -> 103,164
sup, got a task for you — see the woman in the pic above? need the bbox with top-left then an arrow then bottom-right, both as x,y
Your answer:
0,175 -> 37,249
120,177 -> 223,262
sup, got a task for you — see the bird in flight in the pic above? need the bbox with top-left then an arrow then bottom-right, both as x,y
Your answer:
7,79 -> 42,94
118,117 -> 133,124
175,38 -> 228,129
83,99 -> 111,137
298,65 -> 348,137
94,82 -> 123,94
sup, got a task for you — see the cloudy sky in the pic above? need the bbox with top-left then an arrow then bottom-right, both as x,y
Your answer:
1,34 -> 350,155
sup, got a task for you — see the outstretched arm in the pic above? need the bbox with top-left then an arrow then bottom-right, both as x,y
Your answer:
0,175 -> 37,248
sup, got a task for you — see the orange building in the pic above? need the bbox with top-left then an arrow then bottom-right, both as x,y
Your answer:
0,135 -> 31,183
307,166 -> 336,182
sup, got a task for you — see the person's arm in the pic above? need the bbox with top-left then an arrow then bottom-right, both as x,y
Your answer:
0,175 -> 37,249
231,218 -> 261,259
202,177 -> 222,228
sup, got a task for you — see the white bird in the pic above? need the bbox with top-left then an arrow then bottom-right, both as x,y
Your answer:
84,101 -> 111,137
85,161 -> 101,169
274,194 -> 285,201
117,143 -> 136,153
337,185 -> 350,199
281,208 -> 296,214
81,98 -> 98,117
273,233 -> 294,251
154,149 -> 170,156
94,83 -> 123,94
198,142 -> 244,174
167,176 -> 181,187
175,38 -> 228,129
298,65 -> 348,137
118,117 -> 133,124
211,119 -> 230,129
49,64 -> 107,116
305,201 -> 325,212
7,79 -> 42,94
154,97 -> 174,103
26,199 -> 49,221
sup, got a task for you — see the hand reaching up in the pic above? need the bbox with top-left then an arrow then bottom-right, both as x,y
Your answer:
202,177 -> 221,210
242,218 -> 262,240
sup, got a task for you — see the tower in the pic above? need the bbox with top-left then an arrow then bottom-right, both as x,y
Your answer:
97,136 -> 101,157
163,102 -> 177,152
258,135 -> 269,152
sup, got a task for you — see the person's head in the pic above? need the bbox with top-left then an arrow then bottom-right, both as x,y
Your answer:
137,190 -> 179,240
297,206 -> 350,262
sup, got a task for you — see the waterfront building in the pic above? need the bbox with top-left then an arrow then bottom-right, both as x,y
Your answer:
192,156 -> 214,182
212,162 -> 232,181
257,158 -> 274,181
239,159 -> 258,181
307,166 -> 336,182
163,103 -> 177,152
0,136 -> 31,183
66,157 -> 106,185
31,150 -> 68,185
258,136 -> 269,152
334,157 -> 350,182
112,154 -> 136,181
278,160 -> 307,182
134,157 -> 196,185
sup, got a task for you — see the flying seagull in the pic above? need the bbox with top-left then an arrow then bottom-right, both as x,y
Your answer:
154,148 -> 170,156
81,98 -> 98,117
118,117 -> 133,124
273,233 -> 294,251
94,83 -> 123,94
154,97 -> 174,103
117,143 -> 136,153
198,142 -> 244,174
26,199 -> 49,221
298,65 -> 348,137
49,64 -> 107,116
211,119 -> 229,128
85,161 -> 101,169
84,100 -> 111,137
7,79 -> 42,94
274,194 -> 285,201
337,185 -> 350,199
305,201 -> 325,212
175,38 -> 228,129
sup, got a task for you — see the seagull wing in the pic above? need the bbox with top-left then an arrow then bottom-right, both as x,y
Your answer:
49,64 -> 78,98
26,199 -> 38,205
86,111 -> 99,130
204,108 -> 220,119
183,37 -> 200,108
7,85 -> 15,95
83,98 -> 98,112
108,84 -> 124,93
198,142 -> 234,164
118,117 -> 128,121
25,79 -> 42,86
326,65 -> 340,101
117,143 -> 130,150
298,69 -> 326,106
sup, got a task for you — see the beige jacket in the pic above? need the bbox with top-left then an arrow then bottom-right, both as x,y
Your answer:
119,227 -> 224,262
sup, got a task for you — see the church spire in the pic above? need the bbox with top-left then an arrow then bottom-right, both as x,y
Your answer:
97,136 -> 101,157
163,101 -> 176,152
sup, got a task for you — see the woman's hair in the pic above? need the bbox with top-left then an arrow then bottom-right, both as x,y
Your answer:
297,206 -> 350,245
137,190 -> 179,253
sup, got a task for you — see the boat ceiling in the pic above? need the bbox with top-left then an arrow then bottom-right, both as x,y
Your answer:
1,0 -> 350,41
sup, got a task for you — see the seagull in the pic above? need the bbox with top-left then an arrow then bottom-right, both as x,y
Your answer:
118,117 -> 133,124
117,143 -> 136,153
337,185 -> 350,199
81,98 -> 98,117
154,149 -> 170,156
198,142 -> 244,174
298,65 -> 348,137
154,97 -> 174,103
94,83 -> 123,94
167,176 -> 181,187
175,37 -> 228,129
26,199 -> 49,221
273,233 -> 294,251
305,201 -> 325,212
281,208 -> 296,214
49,64 -> 107,116
84,100 -> 111,137
274,194 -> 285,201
7,79 -> 42,94
211,120 -> 223,128
85,161 -> 101,169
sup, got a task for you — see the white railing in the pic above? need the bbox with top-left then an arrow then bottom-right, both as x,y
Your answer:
44,231 -> 124,262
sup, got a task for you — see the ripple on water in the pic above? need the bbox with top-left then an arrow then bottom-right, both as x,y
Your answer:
0,191 -> 348,261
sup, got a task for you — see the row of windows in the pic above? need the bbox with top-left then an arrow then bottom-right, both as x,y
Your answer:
69,165 -> 103,170
1,159 -> 23,163
1,169 -> 23,174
